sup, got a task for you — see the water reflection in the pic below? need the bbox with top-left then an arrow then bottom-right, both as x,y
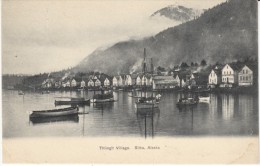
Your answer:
2,90 -> 258,137
136,108 -> 160,138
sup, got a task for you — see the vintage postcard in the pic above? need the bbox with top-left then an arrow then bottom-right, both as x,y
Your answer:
1,0 -> 259,164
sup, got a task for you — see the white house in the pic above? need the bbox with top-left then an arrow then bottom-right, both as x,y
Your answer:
104,78 -> 110,87
112,77 -> 118,86
220,64 -> 239,87
71,79 -> 77,87
125,75 -> 132,86
88,79 -> 95,87
141,75 -> 147,86
136,75 -> 142,86
208,68 -> 221,88
80,80 -> 86,88
95,79 -> 101,87
238,65 -> 253,86
113,76 -> 123,87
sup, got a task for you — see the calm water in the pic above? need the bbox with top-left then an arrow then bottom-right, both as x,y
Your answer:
2,90 -> 258,138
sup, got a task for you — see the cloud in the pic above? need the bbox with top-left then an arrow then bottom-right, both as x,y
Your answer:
2,0 -> 225,74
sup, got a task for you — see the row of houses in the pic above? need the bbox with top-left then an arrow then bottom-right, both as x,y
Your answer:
208,64 -> 255,88
41,63 -> 255,90
42,75 -> 112,89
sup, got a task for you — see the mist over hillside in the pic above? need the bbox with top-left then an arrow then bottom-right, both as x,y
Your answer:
76,0 -> 257,75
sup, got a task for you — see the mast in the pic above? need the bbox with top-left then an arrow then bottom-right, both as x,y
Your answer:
142,48 -> 147,74
150,58 -> 154,75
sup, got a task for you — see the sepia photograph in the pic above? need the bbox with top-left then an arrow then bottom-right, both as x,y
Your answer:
1,0 -> 259,164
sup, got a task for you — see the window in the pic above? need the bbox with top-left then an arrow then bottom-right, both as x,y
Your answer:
240,76 -> 242,80
246,70 -> 248,74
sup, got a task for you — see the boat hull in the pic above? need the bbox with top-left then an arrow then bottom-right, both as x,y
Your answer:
30,114 -> 79,124
30,107 -> 79,118
90,98 -> 114,103
55,99 -> 90,105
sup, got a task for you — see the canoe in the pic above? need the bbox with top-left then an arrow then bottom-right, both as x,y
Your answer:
55,98 -> 90,105
29,106 -> 79,118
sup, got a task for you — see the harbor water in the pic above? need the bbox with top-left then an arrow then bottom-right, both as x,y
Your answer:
2,90 -> 258,138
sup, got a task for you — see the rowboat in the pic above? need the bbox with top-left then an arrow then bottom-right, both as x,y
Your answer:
198,96 -> 210,103
30,114 -> 79,124
54,97 -> 90,106
29,106 -> 79,118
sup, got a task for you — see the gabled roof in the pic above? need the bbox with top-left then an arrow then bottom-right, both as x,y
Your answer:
212,68 -> 222,76
225,63 -> 243,71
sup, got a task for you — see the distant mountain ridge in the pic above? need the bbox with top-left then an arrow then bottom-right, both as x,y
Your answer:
151,5 -> 203,22
76,0 -> 257,75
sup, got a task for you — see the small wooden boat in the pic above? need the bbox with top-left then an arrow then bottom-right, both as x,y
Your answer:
55,97 -> 90,105
198,96 -> 210,103
42,91 -> 50,94
30,114 -> 79,124
29,106 -> 79,118
176,98 -> 198,106
90,92 -> 114,103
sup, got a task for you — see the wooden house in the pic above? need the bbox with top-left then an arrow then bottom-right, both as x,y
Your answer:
238,65 -> 253,86
112,75 -> 124,87
208,67 -> 222,88
80,80 -> 86,88
220,64 -> 240,88
88,79 -> 95,87
125,75 -> 132,86
103,78 -> 110,87
94,78 -> 101,87
136,75 -> 142,86
70,79 -> 77,87
152,76 -> 178,90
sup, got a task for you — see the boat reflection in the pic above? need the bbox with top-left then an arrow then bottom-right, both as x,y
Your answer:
29,114 -> 79,125
92,102 -> 114,110
136,107 -> 160,138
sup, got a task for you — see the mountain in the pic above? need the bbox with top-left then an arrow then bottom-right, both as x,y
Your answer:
151,5 -> 203,22
76,0 -> 257,75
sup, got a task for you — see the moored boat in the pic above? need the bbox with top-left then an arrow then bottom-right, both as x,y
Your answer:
55,97 -> 90,105
30,114 -> 79,124
29,106 -> 79,118
90,92 -> 114,103
176,98 -> 198,106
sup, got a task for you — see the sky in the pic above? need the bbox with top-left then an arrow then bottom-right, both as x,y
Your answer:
2,0 -> 225,75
